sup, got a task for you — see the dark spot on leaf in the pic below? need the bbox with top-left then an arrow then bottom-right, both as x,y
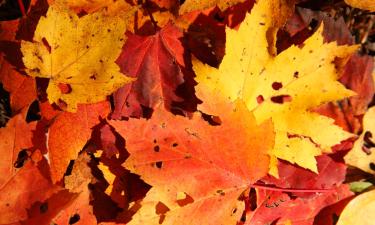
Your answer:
272,82 -> 283,90
271,95 -> 292,104
231,207 -> 237,215
184,154 -> 192,159
294,71 -> 299,78
69,213 -> 80,224
216,189 -> 225,196
40,202 -> 48,214
107,29 -> 111,32
172,143 -> 178,147
153,139 -> 157,143
259,22 -> 265,26
154,145 -> 160,152
86,45 -> 89,49
90,73 -> 97,80
58,83 -> 72,94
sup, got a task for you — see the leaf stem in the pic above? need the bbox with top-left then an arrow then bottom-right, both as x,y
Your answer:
143,0 -> 158,32
17,0 -> 26,17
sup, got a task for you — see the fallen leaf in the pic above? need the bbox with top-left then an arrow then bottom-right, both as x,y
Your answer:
56,0 -> 136,14
109,96 -> 274,224
0,161 -> 58,224
261,154 -> 347,196
113,24 -> 185,118
194,0 -> 356,175
21,2 -> 134,111
179,0 -> 246,14
345,106 -> 375,174
48,101 -> 110,183
337,189 -> 375,225
0,60 -> 36,113
247,185 -> 353,225
0,111 -> 36,187
344,0 -> 375,11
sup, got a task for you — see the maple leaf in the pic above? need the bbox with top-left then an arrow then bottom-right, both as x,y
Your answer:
55,0 -> 136,14
246,185 -> 353,225
113,24 -> 185,118
179,0 -> 246,14
0,110 -> 36,187
262,154 -> 347,194
0,161 -> 58,224
21,2 -> 134,111
344,106 -> 375,174
0,59 -> 37,113
109,94 -> 274,224
48,101 -> 110,183
344,0 -> 375,11
337,189 -> 375,225
194,0 -> 356,175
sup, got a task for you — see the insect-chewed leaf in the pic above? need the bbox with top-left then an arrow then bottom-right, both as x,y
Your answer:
345,106 -> 375,174
194,0 -> 357,176
21,2 -> 134,111
109,94 -> 274,225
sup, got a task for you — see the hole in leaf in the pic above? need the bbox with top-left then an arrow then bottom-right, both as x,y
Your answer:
64,160 -> 75,176
176,192 -> 194,206
26,100 -> 41,122
309,19 -> 319,29
249,188 -> 257,211
271,95 -> 292,104
41,37 -> 51,53
14,149 -> 28,168
272,82 -> 283,90
155,161 -> 163,169
68,213 -> 80,224
155,201 -> 169,214
201,113 -> 221,126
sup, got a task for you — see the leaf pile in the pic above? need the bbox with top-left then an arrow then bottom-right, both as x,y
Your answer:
0,0 -> 374,224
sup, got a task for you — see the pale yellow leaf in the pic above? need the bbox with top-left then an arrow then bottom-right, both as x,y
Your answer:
345,106 -> 375,174
337,189 -> 375,225
21,3 -> 134,111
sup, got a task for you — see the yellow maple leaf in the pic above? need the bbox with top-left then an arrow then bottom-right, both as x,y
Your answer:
49,0 -> 136,14
344,0 -> 375,12
345,106 -> 375,174
179,0 -> 246,14
194,0 -> 356,176
337,189 -> 375,225
21,3 -> 134,111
